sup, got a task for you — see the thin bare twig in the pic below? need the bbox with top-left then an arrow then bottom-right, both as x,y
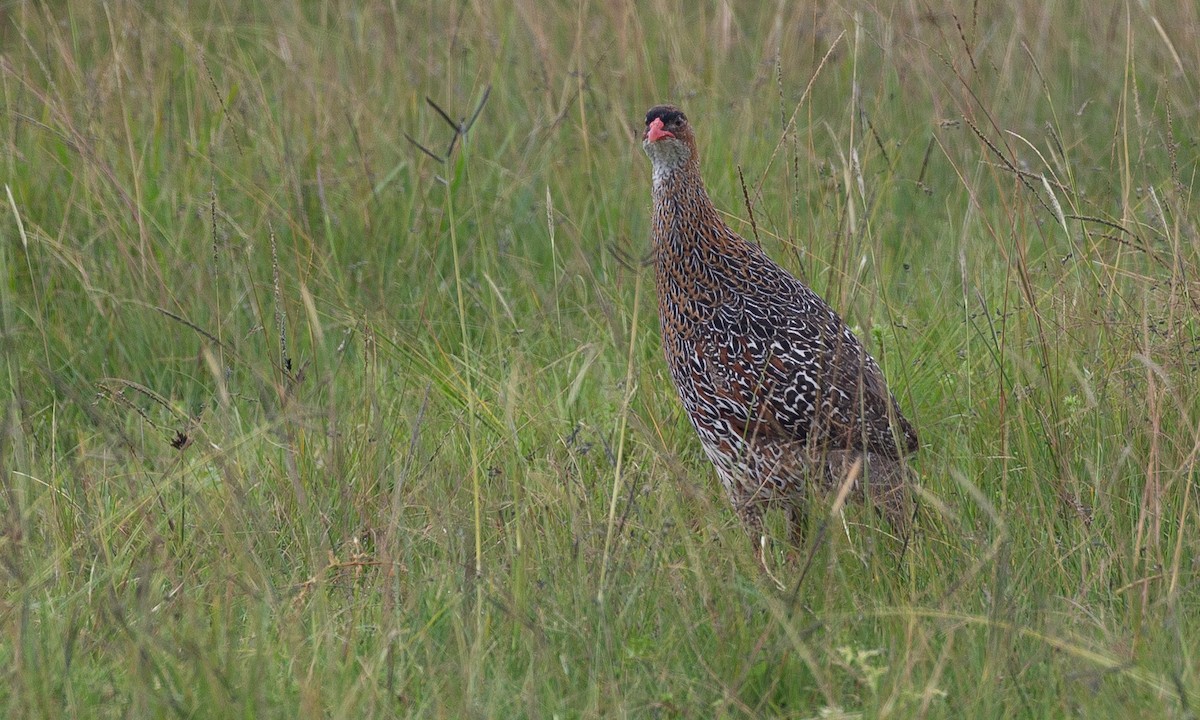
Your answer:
405,86 -> 492,163
737,165 -> 761,248
403,132 -> 444,163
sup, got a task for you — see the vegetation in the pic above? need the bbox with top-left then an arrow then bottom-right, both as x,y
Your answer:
2,1 -> 1198,716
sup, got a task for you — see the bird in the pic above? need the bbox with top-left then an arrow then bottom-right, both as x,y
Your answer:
640,104 -> 919,567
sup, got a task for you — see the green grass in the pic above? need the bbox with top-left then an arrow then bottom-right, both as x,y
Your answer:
2,1 -> 1199,717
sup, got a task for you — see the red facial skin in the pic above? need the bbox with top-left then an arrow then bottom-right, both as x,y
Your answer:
646,117 -> 674,143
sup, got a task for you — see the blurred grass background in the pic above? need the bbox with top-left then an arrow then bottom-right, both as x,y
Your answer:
2,0 -> 1199,716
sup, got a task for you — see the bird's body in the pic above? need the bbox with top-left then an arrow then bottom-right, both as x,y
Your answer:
642,105 -> 918,554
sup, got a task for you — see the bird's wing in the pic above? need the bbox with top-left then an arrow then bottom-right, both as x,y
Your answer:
698,259 -> 917,459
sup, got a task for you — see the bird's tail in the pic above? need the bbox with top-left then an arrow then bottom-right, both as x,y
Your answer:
824,451 -> 916,543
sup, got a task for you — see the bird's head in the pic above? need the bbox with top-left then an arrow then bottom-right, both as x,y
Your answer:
642,105 -> 695,181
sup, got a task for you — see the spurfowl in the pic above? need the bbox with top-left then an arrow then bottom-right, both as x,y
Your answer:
641,104 -> 918,563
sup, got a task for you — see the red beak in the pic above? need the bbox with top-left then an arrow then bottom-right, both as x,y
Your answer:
646,117 -> 674,143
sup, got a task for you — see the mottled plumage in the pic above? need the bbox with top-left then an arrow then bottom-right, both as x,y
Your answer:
641,105 -> 918,557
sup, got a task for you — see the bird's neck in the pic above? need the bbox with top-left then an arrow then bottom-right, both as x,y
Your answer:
650,155 -> 701,194
651,165 -> 731,255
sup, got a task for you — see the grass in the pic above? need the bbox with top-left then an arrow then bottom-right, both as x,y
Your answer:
2,0 -> 1199,716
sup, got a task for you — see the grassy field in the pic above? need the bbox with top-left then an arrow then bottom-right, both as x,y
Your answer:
3,0 -> 1199,716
